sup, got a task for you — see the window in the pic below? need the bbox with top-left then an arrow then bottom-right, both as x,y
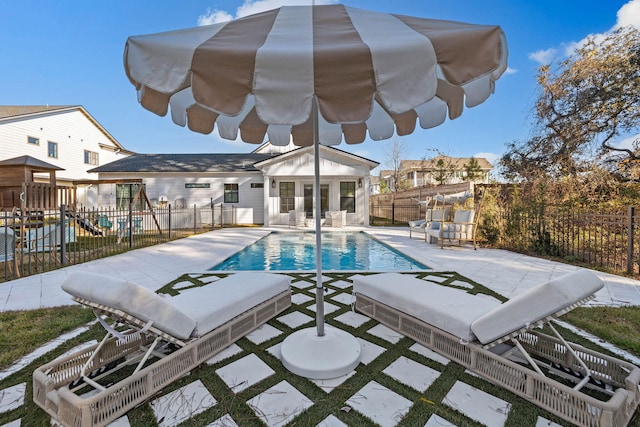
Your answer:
224,183 -> 239,203
27,136 -> 39,145
340,182 -> 356,213
116,183 -> 146,211
48,141 -> 58,158
84,150 -> 99,165
279,182 -> 295,213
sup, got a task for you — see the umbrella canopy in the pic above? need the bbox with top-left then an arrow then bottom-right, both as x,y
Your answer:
124,4 -> 507,147
124,4 -> 508,379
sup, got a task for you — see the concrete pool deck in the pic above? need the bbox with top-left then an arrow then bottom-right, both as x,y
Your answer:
1,226 -> 639,312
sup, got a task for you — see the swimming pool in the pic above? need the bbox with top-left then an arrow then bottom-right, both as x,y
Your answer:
210,231 -> 429,271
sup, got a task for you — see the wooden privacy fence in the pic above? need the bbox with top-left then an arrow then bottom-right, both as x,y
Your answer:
369,183 -> 473,225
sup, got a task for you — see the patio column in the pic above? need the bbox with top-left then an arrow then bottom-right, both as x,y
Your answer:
263,174 -> 270,227
362,176 -> 370,226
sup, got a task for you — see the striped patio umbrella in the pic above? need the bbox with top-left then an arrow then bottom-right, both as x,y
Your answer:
124,4 -> 508,379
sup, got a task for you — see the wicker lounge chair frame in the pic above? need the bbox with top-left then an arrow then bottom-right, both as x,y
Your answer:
33,275 -> 291,427
354,273 -> 640,427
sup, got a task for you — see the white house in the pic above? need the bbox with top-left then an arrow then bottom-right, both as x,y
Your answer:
88,143 -> 379,226
0,106 -> 133,206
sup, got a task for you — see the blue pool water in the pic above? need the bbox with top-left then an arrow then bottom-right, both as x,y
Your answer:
210,231 -> 429,271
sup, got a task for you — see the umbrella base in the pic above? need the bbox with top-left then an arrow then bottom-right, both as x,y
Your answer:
280,325 -> 361,379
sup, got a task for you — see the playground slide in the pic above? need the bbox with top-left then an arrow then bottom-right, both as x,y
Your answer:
66,212 -> 103,236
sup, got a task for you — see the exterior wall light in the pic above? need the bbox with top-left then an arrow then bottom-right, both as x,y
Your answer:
272,179 -> 276,188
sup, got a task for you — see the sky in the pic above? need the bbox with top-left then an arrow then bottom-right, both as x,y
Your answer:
2,0 -> 639,175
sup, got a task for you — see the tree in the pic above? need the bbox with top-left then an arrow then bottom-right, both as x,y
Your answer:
384,137 -> 407,192
433,156 -> 454,185
501,26 -> 640,181
464,157 -> 484,181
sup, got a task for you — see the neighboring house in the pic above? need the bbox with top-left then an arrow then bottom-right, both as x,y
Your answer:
88,143 -> 379,226
0,106 -> 133,207
379,169 -> 396,192
396,156 -> 493,188
368,175 -> 381,195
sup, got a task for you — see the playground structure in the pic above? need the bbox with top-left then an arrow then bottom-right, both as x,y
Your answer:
0,157 -> 162,278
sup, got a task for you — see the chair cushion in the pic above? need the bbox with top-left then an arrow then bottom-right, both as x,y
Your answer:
408,219 -> 426,228
453,209 -> 474,223
353,273 -> 500,341
62,272 -> 197,340
426,208 -> 449,221
170,272 -> 290,336
471,270 -> 604,344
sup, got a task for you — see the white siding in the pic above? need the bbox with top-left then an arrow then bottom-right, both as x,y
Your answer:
94,172 -> 266,224
0,109 -> 126,182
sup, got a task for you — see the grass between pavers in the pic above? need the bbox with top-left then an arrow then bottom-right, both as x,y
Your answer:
0,272 -> 638,426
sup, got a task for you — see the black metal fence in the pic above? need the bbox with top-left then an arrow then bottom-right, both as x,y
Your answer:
0,203 -> 244,282
492,205 -> 640,276
369,197 -> 640,276
369,201 -> 421,226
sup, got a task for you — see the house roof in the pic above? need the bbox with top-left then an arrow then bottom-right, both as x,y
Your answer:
400,156 -> 493,170
0,106 -> 70,119
254,145 -> 379,169
88,153 -> 278,173
0,105 -> 133,154
0,155 -> 64,170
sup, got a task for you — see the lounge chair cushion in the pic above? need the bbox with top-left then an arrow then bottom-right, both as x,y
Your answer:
353,273 -> 500,342
62,272 -> 197,340
63,271 -> 291,340
169,272 -> 290,337
471,270 -> 603,344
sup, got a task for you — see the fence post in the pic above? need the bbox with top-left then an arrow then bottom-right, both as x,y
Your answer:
194,204 -> 197,234
391,202 -> 395,225
168,204 -> 172,239
128,203 -> 133,248
60,204 -> 67,265
628,206 -> 635,275
211,197 -> 216,230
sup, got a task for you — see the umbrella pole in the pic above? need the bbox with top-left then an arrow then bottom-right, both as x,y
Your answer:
313,130 -> 324,337
313,100 -> 325,337
278,99 -> 360,379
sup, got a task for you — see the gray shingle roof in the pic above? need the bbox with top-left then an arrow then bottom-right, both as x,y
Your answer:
0,105 -> 76,119
88,153 -> 279,173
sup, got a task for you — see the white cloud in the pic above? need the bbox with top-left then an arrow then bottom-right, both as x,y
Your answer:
615,134 -> 640,150
198,9 -> 233,25
615,0 -> 640,29
528,48 -> 557,65
474,152 -> 500,166
504,66 -> 517,75
529,0 -> 640,63
199,0 -> 338,25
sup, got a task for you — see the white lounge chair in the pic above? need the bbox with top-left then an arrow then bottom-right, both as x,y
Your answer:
408,208 -> 450,241
33,271 -> 291,427
426,208 -> 478,249
353,270 -> 640,427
